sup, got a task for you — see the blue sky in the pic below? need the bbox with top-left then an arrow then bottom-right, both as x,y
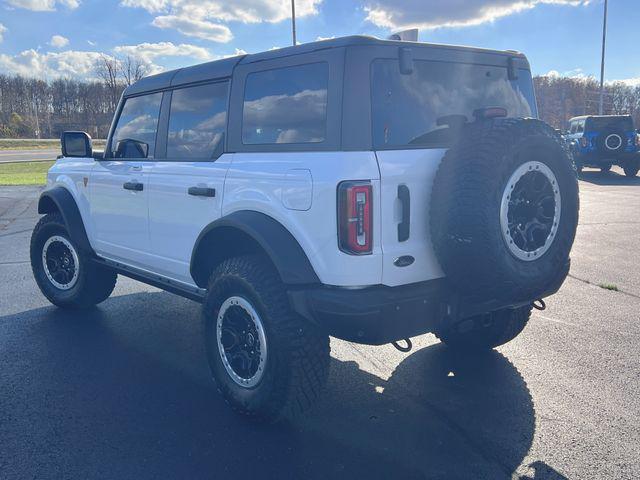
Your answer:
0,0 -> 638,83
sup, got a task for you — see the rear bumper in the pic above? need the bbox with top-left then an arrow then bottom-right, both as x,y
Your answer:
289,260 -> 570,345
576,151 -> 637,165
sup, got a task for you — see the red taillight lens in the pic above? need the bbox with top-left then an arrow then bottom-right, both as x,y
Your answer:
338,181 -> 372,255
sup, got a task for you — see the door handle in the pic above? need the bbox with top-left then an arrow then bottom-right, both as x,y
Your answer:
130,165 -> 142,171
123,181 -> 144,191
188,186 -> 216,197
397,184 -> 410,242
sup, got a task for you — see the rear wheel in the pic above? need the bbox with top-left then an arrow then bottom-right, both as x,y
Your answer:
437,305 -> 532,351
30,213 -> 117,308
203,255 -> 330,421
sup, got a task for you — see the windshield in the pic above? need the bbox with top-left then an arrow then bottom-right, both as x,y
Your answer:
371,59 -> 537,149
585,116 -> 633,132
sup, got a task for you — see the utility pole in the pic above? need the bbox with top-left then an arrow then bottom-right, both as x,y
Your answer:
599,0 -> 608,115
291,0 -> 297,46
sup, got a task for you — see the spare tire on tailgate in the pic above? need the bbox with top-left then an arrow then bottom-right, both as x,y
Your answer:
430,118 -> 579,301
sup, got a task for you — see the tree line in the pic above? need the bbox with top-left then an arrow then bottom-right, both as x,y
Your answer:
1,67 -> 640,139
0,55 -> 148,139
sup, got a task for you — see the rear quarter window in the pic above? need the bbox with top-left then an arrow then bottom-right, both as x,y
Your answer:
242,62 -> 329,145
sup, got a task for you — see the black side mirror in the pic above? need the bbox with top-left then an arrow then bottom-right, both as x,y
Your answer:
61,131 -> 92,158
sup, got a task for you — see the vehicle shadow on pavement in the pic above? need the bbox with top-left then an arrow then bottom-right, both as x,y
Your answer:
578,170 -> 640,186
0,291 -> 556,480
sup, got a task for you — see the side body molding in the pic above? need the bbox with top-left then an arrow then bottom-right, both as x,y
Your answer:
190,211 -> 320,287
38,187 -> 94,254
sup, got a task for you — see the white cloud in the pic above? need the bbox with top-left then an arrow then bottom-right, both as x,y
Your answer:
0,42 -> 212,79
615,78 -> 640,87
4,0 -> 79,11
0,23 -> 7,43
122,0 -> 321,23
49,34 -> 69,48
364,0 -> 590,30
113,41 -> 212,63
121,0 -> 321,43
0,49 -> 105,78
151,15 -> 232,42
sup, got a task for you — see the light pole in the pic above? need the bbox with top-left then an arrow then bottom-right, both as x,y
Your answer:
598,0 -> 608,115
291,0 -> 297,46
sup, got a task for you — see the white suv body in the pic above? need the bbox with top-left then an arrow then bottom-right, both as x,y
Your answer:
31,36 -> 578,420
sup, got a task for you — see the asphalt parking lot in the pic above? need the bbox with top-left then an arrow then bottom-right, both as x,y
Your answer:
1,168 -> 639,480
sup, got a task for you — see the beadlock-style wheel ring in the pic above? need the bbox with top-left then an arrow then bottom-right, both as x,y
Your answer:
500,161 -> 562,262
216,296 -> 268,388
41,235 -> 80,290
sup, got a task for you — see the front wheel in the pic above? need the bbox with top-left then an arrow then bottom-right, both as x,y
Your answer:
436,305 -> 532,352
30,213 -> 117,309
203,255 -> 330,421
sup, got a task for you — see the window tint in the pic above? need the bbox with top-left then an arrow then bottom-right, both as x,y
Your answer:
111,93 -> 162,159
371,60 -> 536,149
242,62 -> 328,145
167,82 -> 228,159
586,116 -> 633,132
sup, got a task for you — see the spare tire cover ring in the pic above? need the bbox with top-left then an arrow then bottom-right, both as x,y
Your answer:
604,133 -> 623,151
500,161 -> 562,262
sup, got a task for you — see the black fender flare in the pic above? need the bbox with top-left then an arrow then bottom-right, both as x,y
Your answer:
38,187 -> 94,254
190,211 -> 320,287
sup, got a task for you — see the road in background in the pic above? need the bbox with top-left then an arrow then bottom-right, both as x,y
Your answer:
0,149 -> 60,163
0,168 -> 639,479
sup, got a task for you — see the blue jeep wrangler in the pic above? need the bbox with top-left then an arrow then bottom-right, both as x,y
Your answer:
566,115 -> 640,177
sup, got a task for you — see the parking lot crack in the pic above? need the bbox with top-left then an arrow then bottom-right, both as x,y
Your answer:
568,273 -> 640,300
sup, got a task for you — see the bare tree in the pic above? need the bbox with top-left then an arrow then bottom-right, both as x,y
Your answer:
95,54 -> 121,111
121,55 -> 149,87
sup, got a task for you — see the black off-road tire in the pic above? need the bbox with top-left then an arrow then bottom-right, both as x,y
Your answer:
430,118 -> 579,301
203,254 -> 330,422
437,305 -> 532,351
30,213 -> 117,308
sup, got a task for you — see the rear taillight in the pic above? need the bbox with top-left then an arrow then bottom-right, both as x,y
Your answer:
338,181 -> 372,255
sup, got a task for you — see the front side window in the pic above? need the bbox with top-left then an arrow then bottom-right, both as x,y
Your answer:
110,93 -> 162,159
167,82 -> 229,159
242,62 -> 329,145
371,59 -> 537,149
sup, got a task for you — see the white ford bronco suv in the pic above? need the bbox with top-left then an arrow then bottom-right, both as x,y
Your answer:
31,36 -> 579,421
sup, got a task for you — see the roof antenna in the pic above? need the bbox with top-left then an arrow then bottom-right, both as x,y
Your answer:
291,0 -> 297,46
387,29 -> 419,42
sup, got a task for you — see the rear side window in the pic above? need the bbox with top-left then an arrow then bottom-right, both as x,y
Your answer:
111,93 -> 162,159
167,82 -> 229,159
371,59 -> 536,149
242,62 -> 329,145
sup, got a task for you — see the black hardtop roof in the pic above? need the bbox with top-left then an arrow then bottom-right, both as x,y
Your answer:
124,35 -> 527,97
